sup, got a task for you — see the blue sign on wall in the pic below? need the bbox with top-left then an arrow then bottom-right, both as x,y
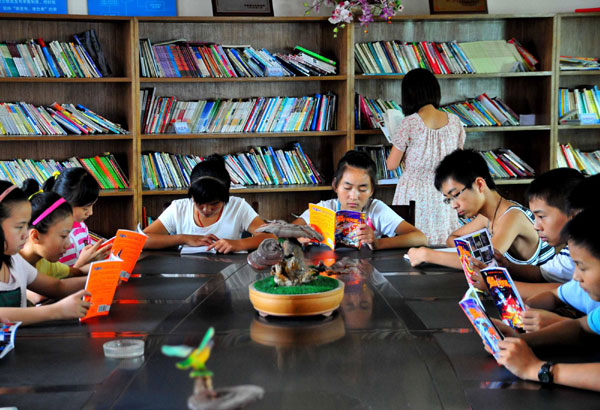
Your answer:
88,0 -> 177,17
0,0 -> 67,14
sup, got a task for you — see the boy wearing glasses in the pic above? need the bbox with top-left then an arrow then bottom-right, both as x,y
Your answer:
407,149 -> 554,271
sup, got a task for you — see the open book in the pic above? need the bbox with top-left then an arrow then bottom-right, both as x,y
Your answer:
0,321 -> 21,359
454,228 -> 497,286
481,266 -> 525,330
308,203 -> 365,249
80,254 -> 123,322
459,288 -> 503,358
180,246 -> 247,255
100,229 -> 147,282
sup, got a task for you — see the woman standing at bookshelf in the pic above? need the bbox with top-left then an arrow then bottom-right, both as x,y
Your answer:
386,68 -> 466,244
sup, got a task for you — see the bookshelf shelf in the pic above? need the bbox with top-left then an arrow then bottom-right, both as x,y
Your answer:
494,178 -> 535,185
0,135 -> 133,141
558,124 -> 600,130
140,76 -> 347,83
559,71 -> 600,76
140,131 -> 347,140
99,189 -> 135,197
142,185 -> 332,196
355,72 -> 553,80
0,77 -> 132,83
354,126 -> 551,135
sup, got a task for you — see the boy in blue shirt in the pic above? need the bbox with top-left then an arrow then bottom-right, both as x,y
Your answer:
493,209 -> 600,392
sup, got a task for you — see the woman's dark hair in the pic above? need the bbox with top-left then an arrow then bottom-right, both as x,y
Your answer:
567,174 -> 600,215
0,180 -> 29,268
188,154 -> 231,204
434,148 -> 496,191
332,150 -> 377,195
563,210 -> 600,261
22,179 -> 73,234
43,168 -> 100,207
401,68 -> 441,116
526,168 -> 584,214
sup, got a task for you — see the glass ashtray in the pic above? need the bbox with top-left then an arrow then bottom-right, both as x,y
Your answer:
103,339 -> 144,358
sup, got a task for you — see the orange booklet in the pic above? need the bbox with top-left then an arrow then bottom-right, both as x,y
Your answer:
80,255 -> 123,322
103,229 -> 147,282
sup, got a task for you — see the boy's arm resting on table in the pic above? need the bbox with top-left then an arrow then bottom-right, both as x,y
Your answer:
496,250 -> 544,282
385,147 -> 404,171
495,315 -> 592,348
0,289 -> 91,325
407,247 -> 462,269
28,273 -> 86,300
525,288 -> 562,311
496,337 -> 600,392
515,281 -> 560,301
445,215 -> 487,247
375,220 -> 427,250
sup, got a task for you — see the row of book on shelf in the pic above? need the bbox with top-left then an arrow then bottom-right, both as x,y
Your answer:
141,143 -> 321,190
139,39 -> 337,78
140,88 -> 337,134
0,29 -> 111,78
558,86 -> 600,125
479,149 -> 535,179
557,143 -> 600,175
356,145 -> 403,183
354,39 -> 537,75
0,102 -> 128,136
560,56 -> 600,71
355,92 -> 521,129
0,154 -> 129,190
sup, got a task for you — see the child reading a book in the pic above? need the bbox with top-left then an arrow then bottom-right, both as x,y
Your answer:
407,149 -> 554,269
143,154 -> 273,253
42,168 -> 110,267
386,68 -> 466,245
20,180 -> 99,278
491,210 -> 600,392
294,150 -> 427,249
0,181 -> 90,325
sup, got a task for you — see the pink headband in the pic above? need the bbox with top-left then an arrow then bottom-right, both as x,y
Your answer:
0,185 -> 18,202
32,198 -> 67,226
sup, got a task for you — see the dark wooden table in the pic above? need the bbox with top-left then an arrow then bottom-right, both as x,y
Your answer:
1,248 -> 599,409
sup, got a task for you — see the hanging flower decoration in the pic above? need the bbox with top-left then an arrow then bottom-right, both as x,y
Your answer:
305,0 -> 404,36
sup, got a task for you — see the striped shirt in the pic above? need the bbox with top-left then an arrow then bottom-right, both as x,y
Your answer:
58,221 -> 90,267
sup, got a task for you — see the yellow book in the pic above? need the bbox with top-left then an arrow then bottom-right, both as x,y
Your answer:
584,89 -> 599,118
308,204 -> 365,250
567,143 -> 587,171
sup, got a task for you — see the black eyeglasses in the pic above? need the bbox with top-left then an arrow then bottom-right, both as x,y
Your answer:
443,185 -> 470,205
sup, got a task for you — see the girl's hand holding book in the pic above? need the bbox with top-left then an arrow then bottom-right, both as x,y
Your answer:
53,289 -> 91,320
76,240 -> 111,267
184,234 -> 218,247
356,224 -> 375,250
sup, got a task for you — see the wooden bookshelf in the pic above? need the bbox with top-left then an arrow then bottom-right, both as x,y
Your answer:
3,13 -> 598,232
0,13 -> 136,237
555,13 -> 600,169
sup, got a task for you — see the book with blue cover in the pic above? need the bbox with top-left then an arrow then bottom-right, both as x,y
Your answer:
459,288 -> 503,358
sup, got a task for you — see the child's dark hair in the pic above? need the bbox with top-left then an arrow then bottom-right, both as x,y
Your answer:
22,179 -> 73,234
526,168 -> 584,214
188,154 -> 231,204
434,149 -> 496,191
567,174 -> 600,215
563,210 -> 600,260
43,168 -> 100,207
0,180 -> 29,268
333,150 -> 377,194
401,68 -> 441,116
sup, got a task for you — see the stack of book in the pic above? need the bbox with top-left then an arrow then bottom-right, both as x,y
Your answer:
441,94 -> 520,127
480,149 -> 535,179
557,143 -> 600,175
139,40 -> 336,78
558,86 -> 600,124
140,89 -> 337,134
141,143 -> 321,189
560,56 -> 600,71
354,39 -> 537,75
356,145 -> 403,184
355,94 -> 402,130
0,155 -> 129,189
0,29 -> 111,78
0,102 -> 128,136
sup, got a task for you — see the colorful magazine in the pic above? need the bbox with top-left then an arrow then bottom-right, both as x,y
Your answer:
480,266 -> 525,330
454,228 -> 497,286
0,321 -> 21,359
459,288 -> 503,359
80,254 -> 124,322
308,204 -> 365,249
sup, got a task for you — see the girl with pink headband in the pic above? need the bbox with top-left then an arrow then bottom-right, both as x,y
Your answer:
0,181 -> 90,325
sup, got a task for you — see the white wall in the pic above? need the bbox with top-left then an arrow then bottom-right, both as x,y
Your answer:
69,0 -> 600,16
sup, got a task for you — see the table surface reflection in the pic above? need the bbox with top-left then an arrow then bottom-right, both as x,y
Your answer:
1,248 -> 599,410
